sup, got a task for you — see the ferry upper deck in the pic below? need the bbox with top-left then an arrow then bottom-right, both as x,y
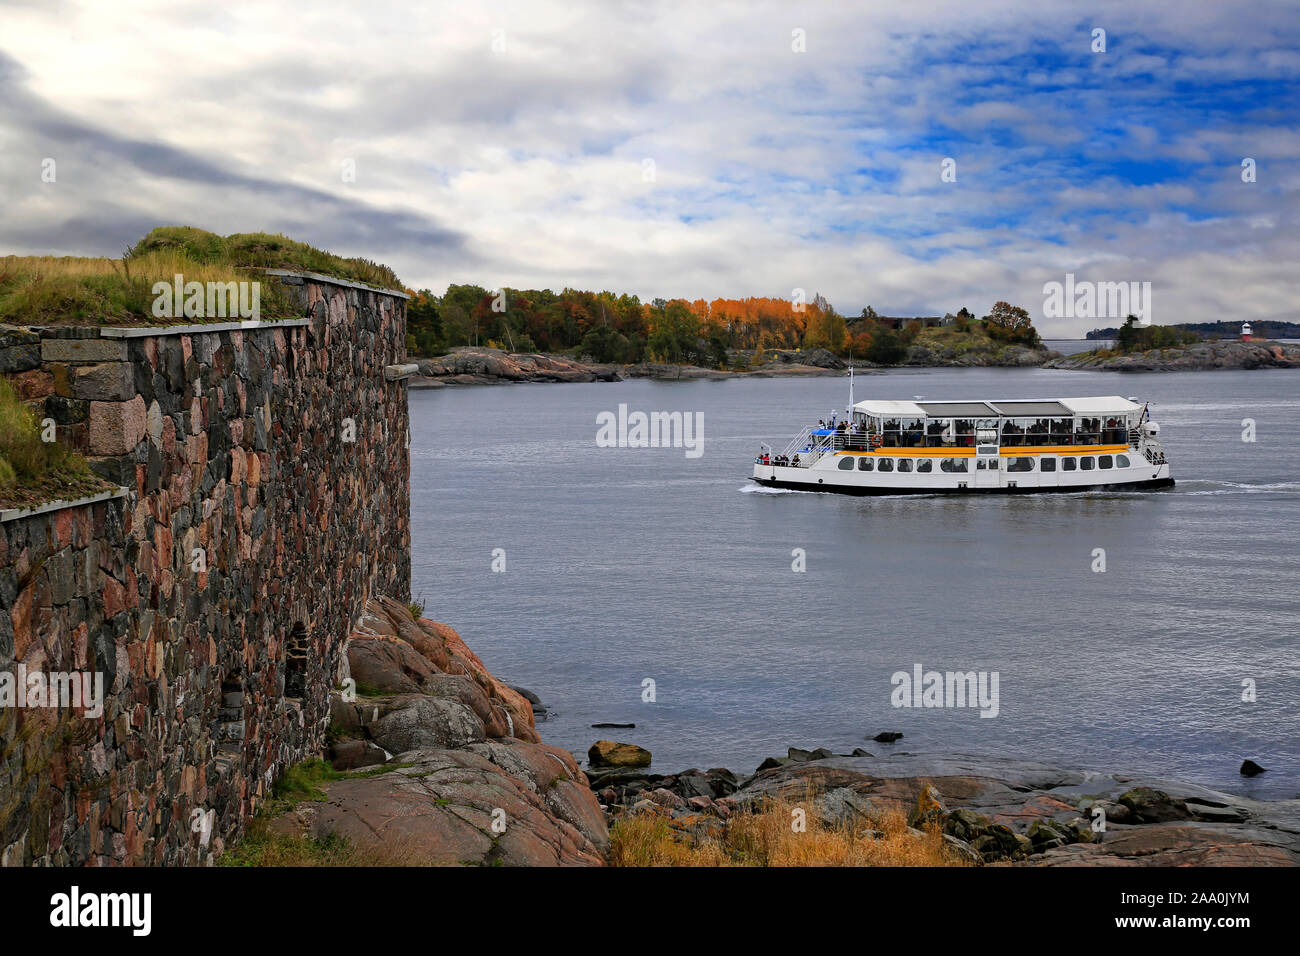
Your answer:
845,396 -> 1144,450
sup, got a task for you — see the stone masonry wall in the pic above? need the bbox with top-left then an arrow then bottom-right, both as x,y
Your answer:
0,273 -> 410,865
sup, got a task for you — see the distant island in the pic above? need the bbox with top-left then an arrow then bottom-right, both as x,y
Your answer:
407,287 -> 1298,378
405,286 -> 1045,367
1086,319 -> 1300,340
404,294 -> 1300,383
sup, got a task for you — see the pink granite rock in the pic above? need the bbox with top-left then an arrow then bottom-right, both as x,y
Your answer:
88,395 -> 146,455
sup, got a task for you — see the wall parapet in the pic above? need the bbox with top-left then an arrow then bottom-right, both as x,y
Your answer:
0,486 -> 130,524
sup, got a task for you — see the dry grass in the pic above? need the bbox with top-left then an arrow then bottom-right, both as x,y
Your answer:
0,226 -> 402,327
609,795 -> 966,867
0,249 -> 294,327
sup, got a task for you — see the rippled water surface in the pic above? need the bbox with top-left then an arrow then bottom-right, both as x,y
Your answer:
410,368 -> 1299,798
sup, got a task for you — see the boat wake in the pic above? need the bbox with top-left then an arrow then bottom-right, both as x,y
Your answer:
738,483 -> 818,495
1177,480 -> 1300,495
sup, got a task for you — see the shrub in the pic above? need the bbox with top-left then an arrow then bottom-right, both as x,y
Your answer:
865,329 -> 907,365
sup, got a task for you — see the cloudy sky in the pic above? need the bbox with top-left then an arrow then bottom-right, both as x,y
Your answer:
1,0 -> 1296,334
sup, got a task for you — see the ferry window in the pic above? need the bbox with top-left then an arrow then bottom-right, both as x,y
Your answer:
1062,457 -> 1077,471
940,458 -> 968,473
877,458 -> 894,472
925,420 -> 952,447
838,457 -> 855,470
897,459 -> 913,472
1049,419 -> 1072,444
1080,456 -> 1096,471
1099,455 -> 1113,469
1041,457 -> 1056,472
1117,454 -> 1130,468
915,459 -> 933,473
1007,457 -> 1035,473
858,457 -> 874,471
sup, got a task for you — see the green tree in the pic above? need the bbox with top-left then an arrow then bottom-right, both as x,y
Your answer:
578,325 -> 630,363
865,329 -> 907,364
1116,314 -> 1140,352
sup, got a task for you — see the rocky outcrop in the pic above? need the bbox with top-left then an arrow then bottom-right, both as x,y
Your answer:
279,742 -> 608,866
346,596 -> 539,743
588,740 -> 652,768
412,347 -> 621,386
1046,340 -> 1300,371
592,749 -> 1300,867
264,598 -> 608,866
904,342 -> 1060,367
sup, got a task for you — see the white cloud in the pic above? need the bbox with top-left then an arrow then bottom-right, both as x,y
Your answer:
0,0 -> 1297,336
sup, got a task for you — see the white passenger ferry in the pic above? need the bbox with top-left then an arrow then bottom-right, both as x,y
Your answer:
752,380 -> 1172,495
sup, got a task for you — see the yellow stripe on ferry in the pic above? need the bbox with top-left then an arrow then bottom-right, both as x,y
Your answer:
833,445 -> 1130,457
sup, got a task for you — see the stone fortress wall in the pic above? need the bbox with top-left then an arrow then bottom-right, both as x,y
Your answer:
0,272 -> 411,865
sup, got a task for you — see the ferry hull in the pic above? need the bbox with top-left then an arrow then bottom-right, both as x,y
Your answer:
751,474 -> 1175,496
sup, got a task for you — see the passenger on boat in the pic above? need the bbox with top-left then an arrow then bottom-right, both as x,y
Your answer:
791,453 -> 800,466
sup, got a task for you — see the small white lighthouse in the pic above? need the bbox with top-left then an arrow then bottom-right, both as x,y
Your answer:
1241,321 -> 1253,342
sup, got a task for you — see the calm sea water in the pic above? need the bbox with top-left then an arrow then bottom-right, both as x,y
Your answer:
409,368 -> 1300,799
1045,338 -> 1107,354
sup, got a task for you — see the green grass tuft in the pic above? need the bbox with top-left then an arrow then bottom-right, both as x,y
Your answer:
0,378 -> 107,509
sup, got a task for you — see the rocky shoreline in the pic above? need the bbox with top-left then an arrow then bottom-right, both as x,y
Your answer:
1046,340 -> 1300,371
586,745 -> 1300,866
263,598 -> 610,866
253,600 -> 1296,867
406,339 -> 1300,387
406,343 -> 1064,388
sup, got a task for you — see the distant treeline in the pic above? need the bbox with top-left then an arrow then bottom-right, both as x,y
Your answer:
1086,320 -> 1300,340
406,284 -> 1040,365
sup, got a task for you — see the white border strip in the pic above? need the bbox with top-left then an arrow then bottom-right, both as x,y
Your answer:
101,318 -> 312,339
262,269 -> 411,299
1,486 -> 130,523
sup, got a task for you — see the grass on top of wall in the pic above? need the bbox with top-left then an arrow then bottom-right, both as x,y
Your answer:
0,226 -> 402,327
130,227 -> 402,289
0,377 -> 108,511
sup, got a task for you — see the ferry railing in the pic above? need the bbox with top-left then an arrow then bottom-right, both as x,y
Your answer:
779,427 -> 816,466
773,424 -> 1146,467
778,426 -> 851,467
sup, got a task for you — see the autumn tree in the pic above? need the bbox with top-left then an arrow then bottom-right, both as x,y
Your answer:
982,301 -> 1040,347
